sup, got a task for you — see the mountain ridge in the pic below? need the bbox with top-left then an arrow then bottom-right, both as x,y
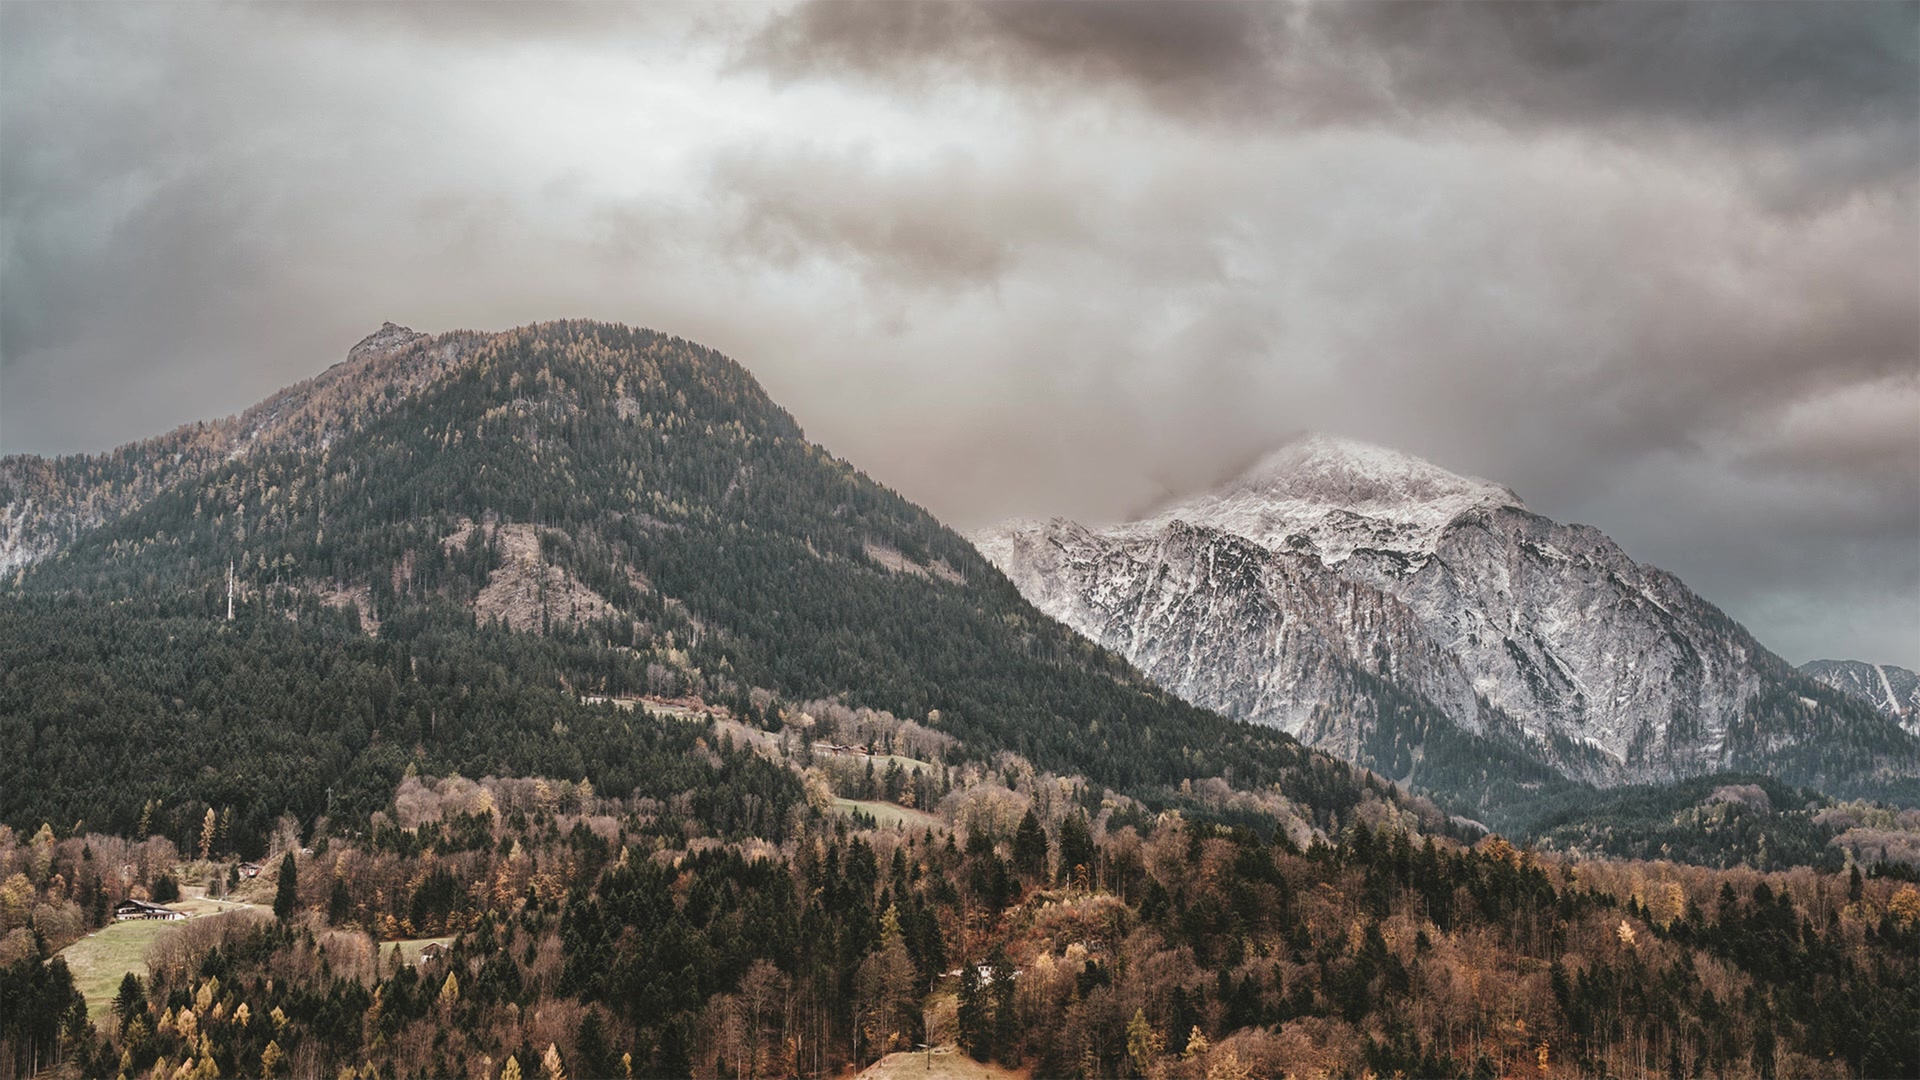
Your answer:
1802,658 -> 1920,732
975,432 -> 1919,810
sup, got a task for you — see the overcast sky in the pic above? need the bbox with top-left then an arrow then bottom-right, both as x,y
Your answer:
2,1 -> 1916,665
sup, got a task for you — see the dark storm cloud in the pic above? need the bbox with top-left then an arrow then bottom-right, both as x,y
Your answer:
747,0 -> 1918,199
2,1 -> 1915,665
746,1 -> 1284,120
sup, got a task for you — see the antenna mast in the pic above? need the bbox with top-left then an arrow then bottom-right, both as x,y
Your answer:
227,560 -> 235,621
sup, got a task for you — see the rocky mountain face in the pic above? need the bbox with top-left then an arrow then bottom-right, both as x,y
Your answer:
975,434 -> 1918,801
1802,659 -> 1920,733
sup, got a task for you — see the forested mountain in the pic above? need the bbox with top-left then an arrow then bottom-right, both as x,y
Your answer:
1802,659 -> 1920,733
974,436 -> 1920,819
1,320 -> 1387,854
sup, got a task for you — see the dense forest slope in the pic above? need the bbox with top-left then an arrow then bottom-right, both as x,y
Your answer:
0,320 -> 1383,852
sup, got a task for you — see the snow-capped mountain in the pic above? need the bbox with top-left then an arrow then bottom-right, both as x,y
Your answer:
1121,434 -> 1524,567
1802,659 -> 1920,733
975,433 -> 1917,794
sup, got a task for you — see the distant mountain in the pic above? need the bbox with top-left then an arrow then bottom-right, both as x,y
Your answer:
1,321 -> 1391,842
1802,659 -> 1920,732
975,433 -> 1918,812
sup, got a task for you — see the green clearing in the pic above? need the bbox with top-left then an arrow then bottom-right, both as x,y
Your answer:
58,887 -> 265,1023
814,746 -> 940,773
61,920 -> 184,1023
859,1047 -> 1027,1080
832,798 -> 941,830
376,936 -> 456,967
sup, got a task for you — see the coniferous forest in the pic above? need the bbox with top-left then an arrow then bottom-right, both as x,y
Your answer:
3,322 -> 1917,1079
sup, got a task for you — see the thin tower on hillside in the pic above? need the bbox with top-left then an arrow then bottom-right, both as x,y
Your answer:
227,560 -> 234,621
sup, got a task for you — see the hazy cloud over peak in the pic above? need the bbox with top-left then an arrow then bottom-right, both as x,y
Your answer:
2,0 -> 1915,665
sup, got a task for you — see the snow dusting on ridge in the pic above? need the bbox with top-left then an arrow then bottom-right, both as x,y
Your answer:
1123,433 -> 1524,565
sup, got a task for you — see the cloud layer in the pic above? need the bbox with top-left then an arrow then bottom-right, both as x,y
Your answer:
3,1 -> 1915,665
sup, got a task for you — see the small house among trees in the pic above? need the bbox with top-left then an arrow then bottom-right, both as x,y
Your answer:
237,861 -> 263,878
418,942 -> 448,966
115,898 -> 187,921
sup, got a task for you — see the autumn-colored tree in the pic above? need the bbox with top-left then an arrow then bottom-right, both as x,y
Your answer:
1205,1047 -> 1251,1080
29,823 -> 56,884
1126,1008 -> 1164,1077
199,808 -> 217,860
739,958 -> 789,1079
1892,884 -> 1920,925
0,873 -> 33,931
856,905 -> 918,1059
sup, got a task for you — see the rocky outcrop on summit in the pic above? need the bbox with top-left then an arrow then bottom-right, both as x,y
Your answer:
977,434 -> 1914,790
1802,659 -> 1920,733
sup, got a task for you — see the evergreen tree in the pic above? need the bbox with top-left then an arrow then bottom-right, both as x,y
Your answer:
112,972 -> 146,1029
328,876 -> 352,925
957,963 -> 989,1061
1012,809 -> 1050,882
988,948 -> 1018,1065
1056,811 -> 1095,888
273,852 -> 298,920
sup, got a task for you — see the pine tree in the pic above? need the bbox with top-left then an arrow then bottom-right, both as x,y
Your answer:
989,948 -> 1018,1065
274,852 -> 299,919
1013,809 -> 1050,882
113,972 -> 146,1029
329,876 -> 353,925
1057,811 -> 1095,888
957,963 -> 989,1061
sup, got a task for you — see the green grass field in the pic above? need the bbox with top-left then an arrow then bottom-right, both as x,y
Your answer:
61,920 -> 184,1022
832,797 -> 941,830
815,747 -> 940,774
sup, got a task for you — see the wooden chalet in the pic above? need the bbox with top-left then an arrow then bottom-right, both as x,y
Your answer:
115,898 -> 188,921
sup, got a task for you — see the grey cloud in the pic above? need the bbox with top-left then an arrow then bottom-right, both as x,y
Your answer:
746,1 -> 1283,118
276,0 -> 699,47
2,1 -> 1915,665
746,1 -> 1918,201
708,144 -> 1084,291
